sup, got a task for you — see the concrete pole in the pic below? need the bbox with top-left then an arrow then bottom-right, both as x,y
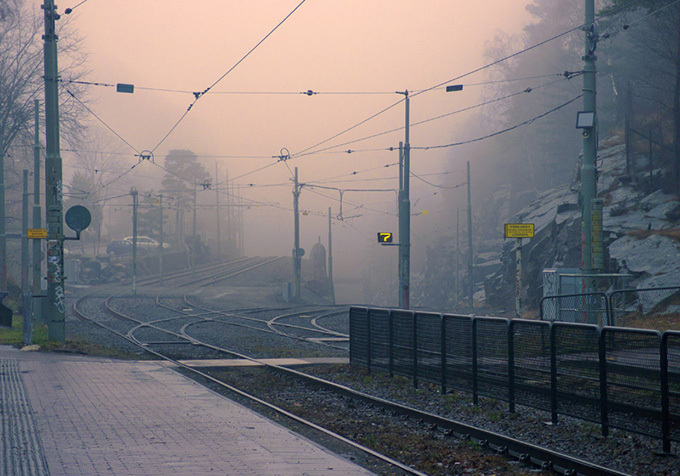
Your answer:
159,194 -> 164,285
33,100 -> 43,322
397,92 -> 411,309
215,164 -> 221,260
580,0 -> 597,292
328,207 -> 335,305
131,188 -> 138,295
467,161 -> 474,310
43,0 -> 65,341
293,167 -> 301,299
238,191 -> 244,256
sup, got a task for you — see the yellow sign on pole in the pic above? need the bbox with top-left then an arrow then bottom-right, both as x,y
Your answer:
27,228 -> 47,239
504,223 -> 534,239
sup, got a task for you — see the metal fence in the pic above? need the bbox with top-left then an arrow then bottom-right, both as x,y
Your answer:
349,306 -> 679,453
540,287 -> 680,327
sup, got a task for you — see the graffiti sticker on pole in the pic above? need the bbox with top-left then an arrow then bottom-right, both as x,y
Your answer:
504,223 -> 535,239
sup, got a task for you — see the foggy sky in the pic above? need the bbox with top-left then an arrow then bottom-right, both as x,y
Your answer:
48,0 -> 532,303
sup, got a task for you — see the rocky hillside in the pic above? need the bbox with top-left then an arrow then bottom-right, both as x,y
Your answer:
484,136 -> 680,312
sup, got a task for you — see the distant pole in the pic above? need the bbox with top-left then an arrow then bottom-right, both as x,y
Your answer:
43,0 -> 65,341
328,207 -> 335,304
467,161 -> 474,309
215,164 -> 221,259
397,91 -> 411,310
580,0 -> 597,291
131,188 -> 138,295
455,208 -> 459,304
32,100 -> 42,322
238,190 -> 244,256
292,167 -> 301,299
226,170 -> 232,256
159,194 -> 164,285
192,182 -> 197,273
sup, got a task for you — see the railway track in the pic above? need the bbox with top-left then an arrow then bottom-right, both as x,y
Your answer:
72,259 -> 633,476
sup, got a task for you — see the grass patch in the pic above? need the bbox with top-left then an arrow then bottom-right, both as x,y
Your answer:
0,313 -> 147,360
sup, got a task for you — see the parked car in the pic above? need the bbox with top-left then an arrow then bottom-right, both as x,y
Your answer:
106,238 -> 132,255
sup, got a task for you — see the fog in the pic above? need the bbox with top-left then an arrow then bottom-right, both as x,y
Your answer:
49,0 -> 533,305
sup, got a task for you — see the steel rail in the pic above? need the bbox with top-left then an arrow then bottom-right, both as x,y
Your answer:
72,293 -> 428,476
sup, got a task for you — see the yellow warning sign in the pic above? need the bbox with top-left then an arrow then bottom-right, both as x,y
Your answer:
504,223 -> 534,239
27,228 -> 47,239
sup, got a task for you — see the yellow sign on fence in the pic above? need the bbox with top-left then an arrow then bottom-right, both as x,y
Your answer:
504,223 -> 535,239
27,228 -> 47,239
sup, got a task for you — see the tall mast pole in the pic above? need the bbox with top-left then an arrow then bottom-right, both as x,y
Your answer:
43,0 -> 65,340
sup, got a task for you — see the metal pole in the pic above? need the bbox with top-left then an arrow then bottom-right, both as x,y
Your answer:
398,141 -> 404,306
467,161 -> 474,310
21,171 -> 29,292
192,182 -> 197,273
33,100 -> 42,323
397,91 -> 410,309
43,0 -> 65,341
159,194 -> 164,285
293,167 -> 301,300
215,164 -> 221,260
226,170 -> 232,256
131,188 -> 138,295
455,208 -> 459,304
238,190 -> 244,256
22,171 -> 32,344
328,207 -> 335,304
581,0 -> 597,293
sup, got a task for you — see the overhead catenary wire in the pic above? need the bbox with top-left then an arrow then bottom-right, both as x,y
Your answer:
151,0 -> 308,153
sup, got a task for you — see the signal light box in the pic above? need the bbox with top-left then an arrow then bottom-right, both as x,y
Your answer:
377,232 -> 393,243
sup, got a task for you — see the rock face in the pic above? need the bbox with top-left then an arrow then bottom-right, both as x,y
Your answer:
484,138 -> 680,312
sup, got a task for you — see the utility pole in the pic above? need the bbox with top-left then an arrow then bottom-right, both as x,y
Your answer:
467,161 -> 474,310
292,167 -> 302,300
328,207 -> 335,305
159,194 -> 164,285
131,188 -> 138,295
580,0 -> 598,291
215,164 -> 221,260
33,100 -> 42,322
397,91 -> 410,310
43,0 -> 65,340
22,170 -> 32,345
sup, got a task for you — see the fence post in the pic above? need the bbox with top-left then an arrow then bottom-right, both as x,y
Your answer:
661,332 -> 671,454
598,327 -> 610,437
550,322 -> 558,425
508,320 -> 516,413
412,312 -> 418,389
366,308 -> 372,373
388,310 -> 394,378
440,314 -> 447,394
472,317 -> 478,405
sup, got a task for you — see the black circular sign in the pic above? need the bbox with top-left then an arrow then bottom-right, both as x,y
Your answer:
65,205 -> 92,232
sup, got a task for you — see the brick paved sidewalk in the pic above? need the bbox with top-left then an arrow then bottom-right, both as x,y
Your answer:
0,346 -> 374,476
